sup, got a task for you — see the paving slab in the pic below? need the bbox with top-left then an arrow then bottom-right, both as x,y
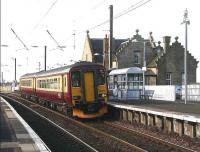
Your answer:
0,97 -> 50,152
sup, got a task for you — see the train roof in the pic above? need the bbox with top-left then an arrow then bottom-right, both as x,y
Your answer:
109,67 -> 143,75
21,61 -> 103,78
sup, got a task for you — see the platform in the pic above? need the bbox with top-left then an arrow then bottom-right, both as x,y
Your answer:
0,97 -> 50,152
108,100 -> 200,138
109,99 -> 200,118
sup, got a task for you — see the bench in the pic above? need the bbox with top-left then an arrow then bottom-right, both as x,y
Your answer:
140,90 -> 154,100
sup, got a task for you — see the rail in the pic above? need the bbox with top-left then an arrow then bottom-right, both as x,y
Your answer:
1,93 -> 147,152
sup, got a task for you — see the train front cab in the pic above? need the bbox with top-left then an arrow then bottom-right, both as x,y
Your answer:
70,67 -> 108,118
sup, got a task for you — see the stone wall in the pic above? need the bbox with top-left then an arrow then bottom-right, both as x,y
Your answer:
157,37 -> 198,85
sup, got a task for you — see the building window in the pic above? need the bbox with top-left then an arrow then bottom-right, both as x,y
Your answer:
134,54 -> 139,64
166,72 -> 172,85
134,52 -> 140,64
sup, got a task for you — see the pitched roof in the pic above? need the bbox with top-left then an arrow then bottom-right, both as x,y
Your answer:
90,38 -> 104,63
90,38 -> 127,63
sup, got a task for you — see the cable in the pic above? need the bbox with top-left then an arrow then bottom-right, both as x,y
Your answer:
34,0 -> 58,30
46,29 -> 64,51
114,0 -> 151,19
66,0 -> 152,41
114,0 -> 146,18
61,0 -> 152,49
62,0 -> 109,43
87,0 -> 151,31
11,28 -> 29,50
91,0 -> 109,10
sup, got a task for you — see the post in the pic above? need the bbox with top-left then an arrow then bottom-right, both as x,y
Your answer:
142,42 -> 146,98
39,62 -> 41,72
15,58 -> 16,82
185,21 -> 187,104
44,45 -> 47,71
0,46 -> 1,91
2,72 -> 3,84
182,9 -> 190,104
109,5 -> 113,69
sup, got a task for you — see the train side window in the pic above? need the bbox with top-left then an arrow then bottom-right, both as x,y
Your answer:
37,80 -> 40,88
50,79 -> 53,89
46,79 -> 50,88
53,78 -> 57,89
72,71 -> 81,87
64,77 -> 66,86
58,78 -> 60,89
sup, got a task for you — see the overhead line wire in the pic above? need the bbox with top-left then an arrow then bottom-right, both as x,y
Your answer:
63,0 -> 152,45
91,0 -> 109,10
114,0 -> 152,19
46,29 -> 64,51
10,28 -> 29,50
34,0 -> 58,30
87,0 -> 152,31
62,0 -> 109,43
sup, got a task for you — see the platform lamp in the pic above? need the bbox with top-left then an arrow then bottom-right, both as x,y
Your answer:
181,9 -> 190,104
11,57 -> 17,86
142,41 -> 147,99
31,45 -> 47,71
31,45 -> 66,71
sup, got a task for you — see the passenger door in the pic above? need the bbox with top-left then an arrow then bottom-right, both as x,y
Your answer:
84,72 -> 95,103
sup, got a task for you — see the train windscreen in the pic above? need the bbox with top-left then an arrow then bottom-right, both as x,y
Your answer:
71,71 -> 81,87
97,69 -> 105,85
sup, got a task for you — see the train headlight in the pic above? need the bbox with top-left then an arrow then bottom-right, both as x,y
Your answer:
73,96 -> 81,100
99,93 -> 107,98
102,93 -> 107,97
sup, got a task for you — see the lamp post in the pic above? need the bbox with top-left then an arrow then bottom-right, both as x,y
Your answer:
31,45 -> 66,71
142,42 -> 147,98
0,45 -> 8,91
182,9 -> 190,104
31,45 -> 47,71
11,57 -> 17,86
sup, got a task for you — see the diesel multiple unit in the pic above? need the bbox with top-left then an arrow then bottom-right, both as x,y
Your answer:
20,62 -> 108,118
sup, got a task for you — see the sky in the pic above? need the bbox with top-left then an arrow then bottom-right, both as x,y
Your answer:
1,0 -> 200,82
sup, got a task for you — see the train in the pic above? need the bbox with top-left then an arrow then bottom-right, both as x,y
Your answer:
19,61 -> 108,118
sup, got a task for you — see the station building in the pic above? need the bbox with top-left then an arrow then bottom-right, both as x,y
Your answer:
82,30 -> 199,85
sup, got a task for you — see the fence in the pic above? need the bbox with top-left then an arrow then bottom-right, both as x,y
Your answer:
182,84 -> 200,102
0,85 -> 12,93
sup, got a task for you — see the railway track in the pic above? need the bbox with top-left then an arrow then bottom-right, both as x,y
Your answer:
104,121 -> 196,152
1,92 -> 198,152
85,120 -> 197,152
1,93 -> 146,152
1,94 -> 97,152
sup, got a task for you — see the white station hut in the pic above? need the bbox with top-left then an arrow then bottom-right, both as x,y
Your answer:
108,67 -> 143,100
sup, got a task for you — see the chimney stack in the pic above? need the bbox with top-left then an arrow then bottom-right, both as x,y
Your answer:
163,36 -> 171,53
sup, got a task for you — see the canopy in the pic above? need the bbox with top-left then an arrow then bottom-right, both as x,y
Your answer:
109,67 -> 143,75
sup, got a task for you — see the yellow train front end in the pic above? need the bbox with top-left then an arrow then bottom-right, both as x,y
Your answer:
70,64 -> 108,118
